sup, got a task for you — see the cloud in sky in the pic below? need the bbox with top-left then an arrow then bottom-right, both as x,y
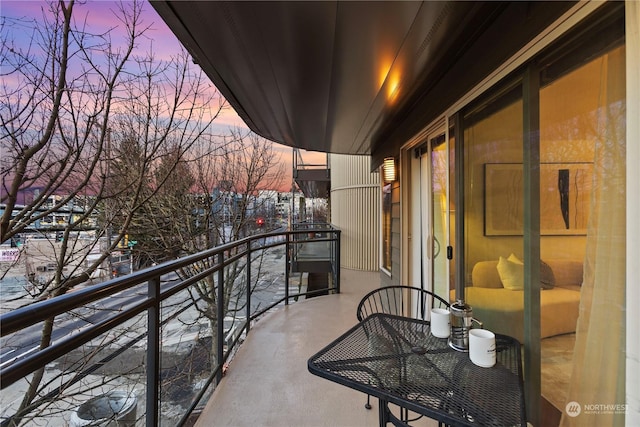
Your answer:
2,0 -> 328,190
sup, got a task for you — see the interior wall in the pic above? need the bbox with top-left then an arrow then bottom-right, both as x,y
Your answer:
463,55 -> 608,283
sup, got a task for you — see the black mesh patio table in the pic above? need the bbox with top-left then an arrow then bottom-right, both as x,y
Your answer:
307,313 -> 526,427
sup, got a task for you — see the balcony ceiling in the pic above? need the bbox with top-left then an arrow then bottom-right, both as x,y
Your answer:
150,2 -> 520,156
150,1 -> 505,155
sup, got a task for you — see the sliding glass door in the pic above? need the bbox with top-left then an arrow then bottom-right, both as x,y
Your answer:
409,128 -> 449,317
456,7 -> 625,425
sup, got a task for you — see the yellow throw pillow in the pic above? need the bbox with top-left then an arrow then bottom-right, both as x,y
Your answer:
507,253 -> 523,265
497,256 -> 524,291
498,255 -> 555,290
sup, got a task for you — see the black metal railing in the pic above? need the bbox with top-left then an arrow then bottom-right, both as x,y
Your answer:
290,222 -> 339,280
0,226 -> 340,427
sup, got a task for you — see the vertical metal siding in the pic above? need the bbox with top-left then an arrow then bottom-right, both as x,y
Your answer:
330,155 -> 380,271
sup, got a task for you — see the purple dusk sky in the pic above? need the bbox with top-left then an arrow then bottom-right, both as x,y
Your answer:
1,0 -> 326,188
2,1 -> 182,57
1,0 -> 246,128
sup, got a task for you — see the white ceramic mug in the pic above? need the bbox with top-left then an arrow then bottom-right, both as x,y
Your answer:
430,308 -> 450,338
469,329 -> 496,367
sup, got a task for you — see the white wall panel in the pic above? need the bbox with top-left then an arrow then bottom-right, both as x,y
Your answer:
330,154 -> 380,271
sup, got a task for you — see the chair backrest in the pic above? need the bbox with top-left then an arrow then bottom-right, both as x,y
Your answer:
356,285 -> 450,322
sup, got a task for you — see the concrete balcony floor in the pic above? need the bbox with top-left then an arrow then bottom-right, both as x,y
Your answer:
195,269 -> 438,427
194,268 -> 572,426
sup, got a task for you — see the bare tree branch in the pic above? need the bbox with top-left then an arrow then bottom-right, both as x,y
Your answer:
0,1 -> 227,423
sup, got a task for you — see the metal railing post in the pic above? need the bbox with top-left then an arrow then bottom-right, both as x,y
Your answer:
246,242 -> 252,333
216,252 -> 225,384
146,276 -> 161,427
285,233 -> 290,305
336,230 -> 341,294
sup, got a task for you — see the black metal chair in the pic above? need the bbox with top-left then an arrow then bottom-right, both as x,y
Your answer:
356,285 -> 450,415
357,285 -> 450,324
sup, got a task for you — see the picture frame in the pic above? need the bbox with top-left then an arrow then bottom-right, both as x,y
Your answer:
484,162 -> 593,236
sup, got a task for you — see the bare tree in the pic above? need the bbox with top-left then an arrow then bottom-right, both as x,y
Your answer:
120,141 -> 200,267
126,127 -> 285,262
208,128 -> 285,243
190,127 -> 286,328
124,128 -> 285,394
0,1 -> 224,424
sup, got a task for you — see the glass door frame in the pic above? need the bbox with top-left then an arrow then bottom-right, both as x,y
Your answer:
402,121 -> 451,318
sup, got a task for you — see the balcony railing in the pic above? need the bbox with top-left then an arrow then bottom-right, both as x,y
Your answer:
0,226 -> 340,427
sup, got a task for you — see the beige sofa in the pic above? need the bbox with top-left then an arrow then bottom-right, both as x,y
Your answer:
450,258 -> 583,343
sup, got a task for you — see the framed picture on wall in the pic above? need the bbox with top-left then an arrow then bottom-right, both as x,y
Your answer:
484,162 -> 593,236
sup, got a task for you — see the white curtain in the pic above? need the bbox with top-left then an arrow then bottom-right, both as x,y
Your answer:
561,46 -> 626,426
